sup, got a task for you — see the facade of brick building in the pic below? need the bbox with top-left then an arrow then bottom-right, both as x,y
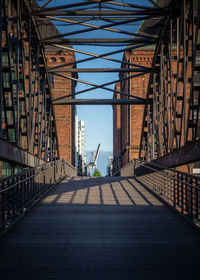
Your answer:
40,20 -> 77,166
0,5 -> 77,178
45,50 -> 77,165
113,47 -> 154,170
113,82 -> 121,172
113,44 -> 199,174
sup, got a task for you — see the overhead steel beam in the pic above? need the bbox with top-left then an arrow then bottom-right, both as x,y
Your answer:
48,43 -> 150,70
86,1 -> 156,10
41,0 -> 52,9
37,17 -> 152,21
36,1 -> 98,12
153,139 -> 200,168
43,38 -> 156,45
53,99 -> 146,105
49,72 -> 134,98
0,137 -> 47,167
51,72 -> 148,101
48,68 -> 150,73
43,16 -> 158,41
32,9 -> 164,17
148,0 -> 160,9
34,1 -> 159,11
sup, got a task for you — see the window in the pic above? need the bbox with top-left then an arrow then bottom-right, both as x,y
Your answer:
19,72 -> 23,90
194,72 -> 200,86
3,72 -> 10,88
60,57 -> 65,62
196,51 -> 200,65
49,73 -> 54,85
2,52 -> 8,64
50,57 -> 56,62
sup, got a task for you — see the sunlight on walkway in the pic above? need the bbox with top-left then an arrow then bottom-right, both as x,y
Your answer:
42,177 -> 163,206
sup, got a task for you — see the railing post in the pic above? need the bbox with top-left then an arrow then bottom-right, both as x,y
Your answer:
0,181 -> 5,231
181,174 -> 184,214
190,177 -> 193,218
195,179 -> 198,220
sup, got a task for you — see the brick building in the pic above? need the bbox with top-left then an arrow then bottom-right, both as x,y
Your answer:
113,83 -> 121,172
113,3 -> 199,174
113,47 -> 154,171
113,47 -> 196,173
40,20 -> 77,166
0,3 -> 77,178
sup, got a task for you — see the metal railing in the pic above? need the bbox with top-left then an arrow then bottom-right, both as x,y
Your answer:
120,159 -> 200,227
0,160 -> 77,233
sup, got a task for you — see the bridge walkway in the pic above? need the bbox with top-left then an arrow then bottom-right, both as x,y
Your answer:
0,177 -> 200,280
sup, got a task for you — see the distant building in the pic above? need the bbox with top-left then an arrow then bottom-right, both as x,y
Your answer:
107,156 -> 113,176
75,118 -> 86,173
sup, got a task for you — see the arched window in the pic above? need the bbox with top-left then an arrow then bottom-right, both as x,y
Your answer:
50,57 -> 56,62
60,57 -> 65,62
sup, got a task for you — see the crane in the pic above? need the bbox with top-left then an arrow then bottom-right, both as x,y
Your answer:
86,143 -> 101,176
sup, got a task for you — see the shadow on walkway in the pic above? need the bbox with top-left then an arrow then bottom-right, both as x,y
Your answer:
41,176 -> 162,207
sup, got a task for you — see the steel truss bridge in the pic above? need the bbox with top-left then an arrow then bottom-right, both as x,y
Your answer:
0,0 -> 200,279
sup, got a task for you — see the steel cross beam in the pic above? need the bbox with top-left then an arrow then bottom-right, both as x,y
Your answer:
44,38 -> 156,45
153,139 -> 200,168
36,1 -> 99,12
32,9 -> 165,17
47,43 -> 150,70
38,16 -> 153,21
53,99 -> 146,105
32,0 -> 116,13
32,1 -> 161,12
42,16 -> 159,41
51,72 -> 148,101
86,1 -> 157,10
0,137 -> 47,167
139,0 -> 200,166
48,68 -> 150,73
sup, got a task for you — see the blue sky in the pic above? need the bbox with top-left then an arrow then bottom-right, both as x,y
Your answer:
38,0 -> 152,152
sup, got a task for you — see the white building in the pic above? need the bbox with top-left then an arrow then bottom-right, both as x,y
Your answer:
78,120 -> 85,156
75,116 -> 86,171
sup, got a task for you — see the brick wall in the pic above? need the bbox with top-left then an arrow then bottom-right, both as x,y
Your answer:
46,50 -> 76,165
113,48 -> 154,168
113,46 -> 197,175
113,83 -> 121,170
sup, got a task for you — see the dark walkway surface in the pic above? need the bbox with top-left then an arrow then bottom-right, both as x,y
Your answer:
0,177 -> 200,280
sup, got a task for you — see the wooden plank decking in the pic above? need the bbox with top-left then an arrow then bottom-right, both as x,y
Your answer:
0,177 -> 200,279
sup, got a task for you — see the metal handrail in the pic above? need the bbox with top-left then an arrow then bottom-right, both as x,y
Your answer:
135,161 -> 200,190
119,158 -> 200,228
0,166 -> 53,194
0,159 -> 77,234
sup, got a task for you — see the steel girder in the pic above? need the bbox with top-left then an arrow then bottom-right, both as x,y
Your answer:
139,0 -> 200,167
0,0 -> 59,165
53,99 -> 145,105
2,0 -> 199,170
32,0 -> 167,106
